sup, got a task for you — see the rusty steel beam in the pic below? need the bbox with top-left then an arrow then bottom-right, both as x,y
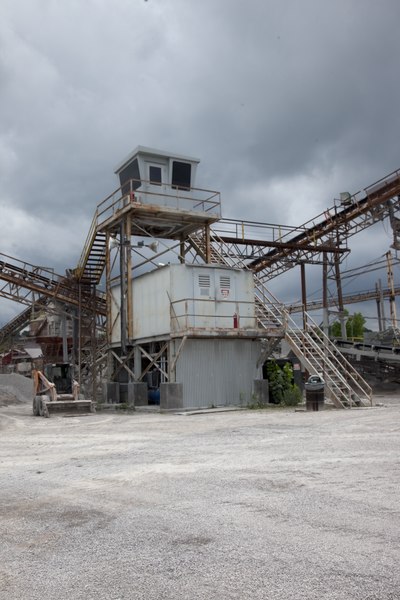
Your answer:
0,254 -> 106,316
215,235 -> 347,254
288,285 -> 400,313
248,169 -> 400,277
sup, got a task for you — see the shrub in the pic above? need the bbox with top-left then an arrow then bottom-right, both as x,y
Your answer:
266,360 -> 302,406
282,384 -> 302,406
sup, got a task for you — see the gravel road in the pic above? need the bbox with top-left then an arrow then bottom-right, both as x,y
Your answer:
1,389 -> 400,600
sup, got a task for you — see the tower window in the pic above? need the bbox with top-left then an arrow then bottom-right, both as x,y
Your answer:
149,166 -> 162,185
171,161 -> 191,190
119,158 -> 141,195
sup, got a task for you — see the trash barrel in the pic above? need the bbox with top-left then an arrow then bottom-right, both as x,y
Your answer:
305,375 -> 325,411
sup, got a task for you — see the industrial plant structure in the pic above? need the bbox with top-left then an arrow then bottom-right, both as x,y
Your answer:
78,147 -> 278,409
1,146 -> 400,409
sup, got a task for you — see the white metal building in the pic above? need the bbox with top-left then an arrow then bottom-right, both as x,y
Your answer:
110,263 -> 266,409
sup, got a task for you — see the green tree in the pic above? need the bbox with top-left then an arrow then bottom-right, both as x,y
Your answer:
330,310 -> 366,340
348,312 -> 366,339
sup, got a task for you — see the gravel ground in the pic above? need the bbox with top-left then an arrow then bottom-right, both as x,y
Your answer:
1,389 -> 400,599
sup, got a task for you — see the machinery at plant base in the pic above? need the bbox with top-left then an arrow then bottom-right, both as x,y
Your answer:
32,363 -> 95,417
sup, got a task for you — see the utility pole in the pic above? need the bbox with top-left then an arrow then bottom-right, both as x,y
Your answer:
376,279 -> 387,332
386,251 -> 398,329
300,262 -> 307,330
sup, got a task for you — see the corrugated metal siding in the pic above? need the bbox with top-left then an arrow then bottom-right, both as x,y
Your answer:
176,339 -> 262,409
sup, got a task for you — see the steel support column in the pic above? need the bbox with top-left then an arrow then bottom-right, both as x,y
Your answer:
334,255 -> 347,339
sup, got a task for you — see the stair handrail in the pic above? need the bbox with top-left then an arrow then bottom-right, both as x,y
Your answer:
189,226 -> 372,406
75,209 -> 100,278
255,300 -> 351,405
304,311 -> 372,402
252,276 -> 371,405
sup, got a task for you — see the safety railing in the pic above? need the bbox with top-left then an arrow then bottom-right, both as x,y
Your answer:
169,297 -> 257,333
74,210 -> 100,279
96,179 -> 221,229
252,275 -> 372,406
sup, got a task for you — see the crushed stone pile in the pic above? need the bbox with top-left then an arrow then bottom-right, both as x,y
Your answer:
0,374 -> 32,405
0,389 -> 20,407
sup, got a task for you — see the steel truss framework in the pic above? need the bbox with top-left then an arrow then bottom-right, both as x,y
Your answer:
0,253 -> 107,398
0,252 -> 106,326
185,169 -> 400,281
110,341 -> 171,383
1,167 -> 400,398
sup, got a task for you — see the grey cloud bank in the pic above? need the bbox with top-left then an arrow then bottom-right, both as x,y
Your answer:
0,0 -> 399,323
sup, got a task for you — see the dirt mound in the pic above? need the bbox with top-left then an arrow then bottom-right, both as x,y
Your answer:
0,390 -> 22,407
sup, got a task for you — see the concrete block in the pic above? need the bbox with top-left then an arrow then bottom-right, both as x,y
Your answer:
253,379 -> 269,405
160,383 -> 183,410
119,382 -> 148,408
130,382 -> 148,407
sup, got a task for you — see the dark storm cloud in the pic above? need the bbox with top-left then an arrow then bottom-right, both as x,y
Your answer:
0,0 -> 399,323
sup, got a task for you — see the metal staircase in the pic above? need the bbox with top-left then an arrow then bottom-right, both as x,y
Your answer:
252,278 -> 372,407
74,211 -> 107,284
187,230 -> 372,408
188,230 -> 228,265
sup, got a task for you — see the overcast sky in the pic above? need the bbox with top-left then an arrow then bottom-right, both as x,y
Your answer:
1,0 -> 400,326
